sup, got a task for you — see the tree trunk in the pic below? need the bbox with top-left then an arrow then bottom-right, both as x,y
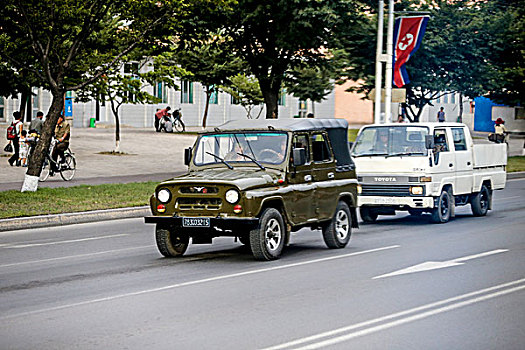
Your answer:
259,78 -> 279,119
22,90 -> 65,192
110,98 -> 121,152
19,90 -> 29,122
458,93 -> 463,123
202,86 -> 212,128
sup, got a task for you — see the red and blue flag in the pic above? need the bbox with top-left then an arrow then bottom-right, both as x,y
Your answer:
393,16 -> 429,88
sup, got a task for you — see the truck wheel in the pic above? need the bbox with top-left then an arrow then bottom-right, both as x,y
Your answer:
360,207 -> 378,223
431,190 -> 452,223
471,185 -> 491,217
322,201 -> 351,249
155,227 -> 189,257
250,208 -> 285,261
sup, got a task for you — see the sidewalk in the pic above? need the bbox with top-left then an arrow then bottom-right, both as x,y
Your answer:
0,125 -> 198,191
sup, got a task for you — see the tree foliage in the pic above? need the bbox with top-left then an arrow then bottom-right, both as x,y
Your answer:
221,74 -> 265,119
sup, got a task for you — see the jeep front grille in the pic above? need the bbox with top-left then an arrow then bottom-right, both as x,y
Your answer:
179,186 -> 219,194
176,197 -> 222,210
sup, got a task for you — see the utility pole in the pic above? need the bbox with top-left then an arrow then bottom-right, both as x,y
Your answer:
384,0 -> 394,124
374,0 -> 384,124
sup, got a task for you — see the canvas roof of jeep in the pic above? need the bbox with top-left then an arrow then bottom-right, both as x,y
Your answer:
207,118 -> 353,169
213,118 -> 348,132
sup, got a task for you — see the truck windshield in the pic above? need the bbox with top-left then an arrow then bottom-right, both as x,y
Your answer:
352,126 -> 429,157
194,132 -> 288,166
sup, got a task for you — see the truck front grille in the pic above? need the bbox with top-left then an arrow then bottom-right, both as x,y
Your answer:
361,184 -> 411,196
176,197 -> 222,210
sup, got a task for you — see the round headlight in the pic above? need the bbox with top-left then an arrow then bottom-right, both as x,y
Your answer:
225,189 -> 240,204
157,188 -> 171,203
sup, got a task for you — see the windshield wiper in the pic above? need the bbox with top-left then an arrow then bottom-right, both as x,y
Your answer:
237,153 -> 265,170
386,152 -> 426,158
352,152 -> 388,157
206,152 -> 234,169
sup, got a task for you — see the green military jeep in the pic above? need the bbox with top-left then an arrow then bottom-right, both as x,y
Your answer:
145,119 -> 359,260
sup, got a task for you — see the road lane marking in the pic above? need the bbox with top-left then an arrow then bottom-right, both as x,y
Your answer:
0,234 -> 129,248
0,245 -> 154,268
263,278 -> 525,350
373,249 -> 508,279
0,245 -> 400,320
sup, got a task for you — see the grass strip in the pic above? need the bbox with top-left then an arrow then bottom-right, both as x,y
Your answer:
507,156 -> 525,173
0,182 -> 156,219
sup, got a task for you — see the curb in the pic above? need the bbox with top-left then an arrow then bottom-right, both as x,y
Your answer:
507,171 -> 525,180
0,206 -> 150,232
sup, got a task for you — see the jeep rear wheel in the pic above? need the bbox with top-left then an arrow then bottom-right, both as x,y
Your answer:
322,201 -> 351,249
250,208 -> 285,261
156,227 -> 189,257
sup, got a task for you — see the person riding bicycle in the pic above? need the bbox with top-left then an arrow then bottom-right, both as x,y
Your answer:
172,108 -> 185,132
51,115 -> 70,174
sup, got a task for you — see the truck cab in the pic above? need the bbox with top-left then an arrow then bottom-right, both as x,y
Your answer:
145,119 -> 359,260
351,123 -> 507,223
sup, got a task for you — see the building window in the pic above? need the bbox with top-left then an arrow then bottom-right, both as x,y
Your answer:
181,81 -> 194,104
154,82 -> 167,103
210,88 -> 218,104
0,96 -> 4,120
278,89 -> 286,106
450,93 -> 455,104
231,94 -> 240,105
444,94 -> 449,104
124,62 -> 139,75
298,100 -> 307,118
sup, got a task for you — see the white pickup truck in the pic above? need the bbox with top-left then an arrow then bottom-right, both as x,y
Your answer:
351,123 -> 507,223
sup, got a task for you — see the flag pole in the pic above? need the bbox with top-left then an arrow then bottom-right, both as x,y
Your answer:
384,0 -> 394,124
374,0 -> 384,124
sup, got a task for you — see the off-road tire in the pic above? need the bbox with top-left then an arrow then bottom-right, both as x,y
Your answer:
360,207 -> 378,223
322,201 -> 351,249
471,185 -> 491,217
431,189 -> 452,223
250,208 -> 285,261
155,227 -> 189,257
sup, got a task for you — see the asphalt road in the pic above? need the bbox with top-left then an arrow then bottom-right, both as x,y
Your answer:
1,179 -> 524,350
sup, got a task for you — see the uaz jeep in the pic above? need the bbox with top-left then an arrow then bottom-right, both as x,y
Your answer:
145,119 -> 358,260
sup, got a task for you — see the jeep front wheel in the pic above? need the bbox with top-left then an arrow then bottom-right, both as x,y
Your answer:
322,201 -> 351,249
156,227 -> 189,257
250,208 -> 285,261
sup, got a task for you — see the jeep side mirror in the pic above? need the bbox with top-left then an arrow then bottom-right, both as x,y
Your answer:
293,148 -> 306,166
184,147 -> 192,166
425,135 -> 434,149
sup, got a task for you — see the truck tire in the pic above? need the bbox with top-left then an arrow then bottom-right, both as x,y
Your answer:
155,227 -> 189,257
322,201 -> 351,249
360,207 -> 378,223
431,189 -> 452,223
471,185 -> 491,217
250,208 -> 285,261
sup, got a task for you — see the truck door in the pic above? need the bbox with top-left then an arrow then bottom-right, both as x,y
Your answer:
285,133 -> 315,225
451,127 -> 473,194
433,128 -> 456,190
311,132 -> 337,220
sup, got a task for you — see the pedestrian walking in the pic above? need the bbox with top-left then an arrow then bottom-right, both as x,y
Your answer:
437,107 -> 445,122
8,111 -> 23,166
18,130 -> 29,167
155,106 -> 171,132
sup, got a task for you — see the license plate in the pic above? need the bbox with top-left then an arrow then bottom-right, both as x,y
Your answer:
374,197 -> 397,204
182,217 -> 210,227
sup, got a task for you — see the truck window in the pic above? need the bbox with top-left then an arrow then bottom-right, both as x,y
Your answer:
293,134 -> 310,163
312,133 -> 332,162
433,129 -> 449,152
451,128 -> 467,151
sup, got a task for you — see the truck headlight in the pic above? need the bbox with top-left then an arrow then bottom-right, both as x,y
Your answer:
410,186 -> 424,195
157,188 -> 171,203
357,185 -> 362,194
225,189 -> 240,204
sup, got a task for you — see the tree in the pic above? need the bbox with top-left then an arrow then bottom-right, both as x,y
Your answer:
173,37 -> 245,127
180,0 -> 368,119
0,0 -> 176,191
221,74 -> 265,119
284,66 -> 334,116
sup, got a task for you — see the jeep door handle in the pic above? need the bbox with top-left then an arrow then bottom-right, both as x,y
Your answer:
304,175 -> 313,182
328,172 -> 335,179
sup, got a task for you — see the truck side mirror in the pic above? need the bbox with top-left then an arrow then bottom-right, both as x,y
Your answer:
293,148 -> 306,166
425,135 -> 434,149
184,147 -> 192,166
348,142 -> 354,151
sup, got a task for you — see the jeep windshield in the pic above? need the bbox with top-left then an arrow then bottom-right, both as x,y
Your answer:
194,132 -> 288,167
352,126 -> 429,157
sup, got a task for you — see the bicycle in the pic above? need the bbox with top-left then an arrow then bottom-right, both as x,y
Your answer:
39,138 -> 77,182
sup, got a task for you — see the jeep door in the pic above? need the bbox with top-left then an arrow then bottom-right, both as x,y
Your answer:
285,133 -> 315,225
311,132 -> 338,221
